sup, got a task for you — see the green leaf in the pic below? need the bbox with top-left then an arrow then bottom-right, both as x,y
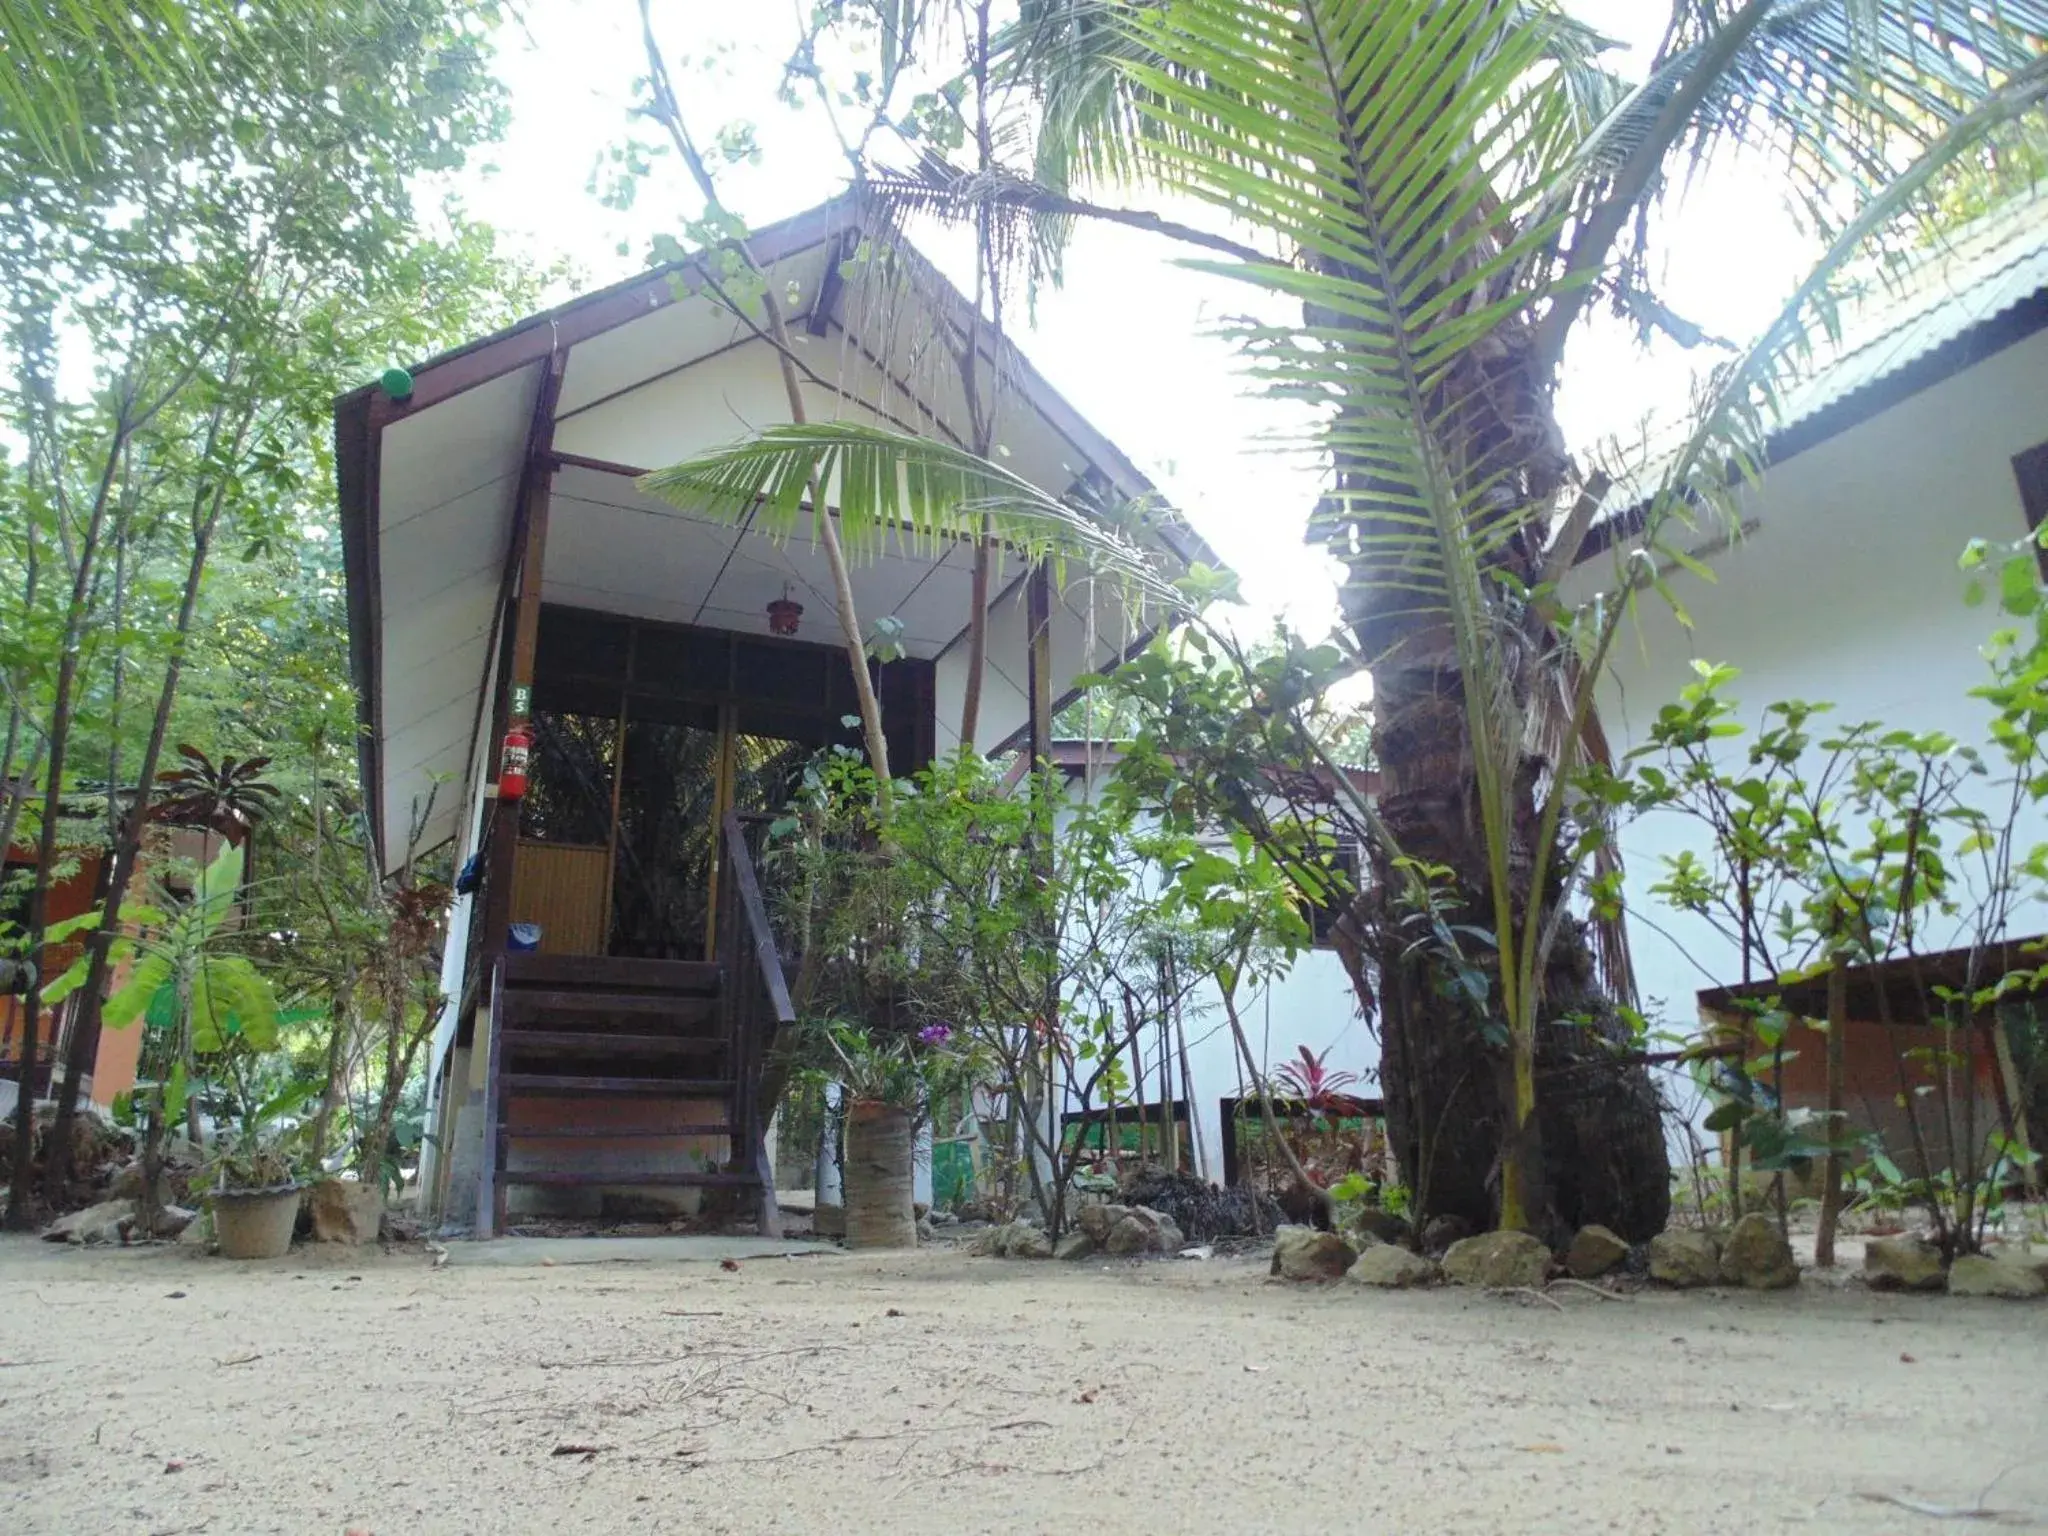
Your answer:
163,1060 -> 188,1129
189,956 -> 280,1053
1703,1100 -> 1749,1133
2000,553 -> 2041,617
103,953 -> 172,1029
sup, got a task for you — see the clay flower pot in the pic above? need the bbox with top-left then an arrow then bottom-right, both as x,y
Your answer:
842,1100 -> 917,1250
210,1184 -> 300,1260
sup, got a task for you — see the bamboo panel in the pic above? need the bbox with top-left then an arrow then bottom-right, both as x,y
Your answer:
510,842 -> 609,955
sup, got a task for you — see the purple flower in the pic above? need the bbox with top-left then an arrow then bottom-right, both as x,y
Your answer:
916,1023 -> 953,1046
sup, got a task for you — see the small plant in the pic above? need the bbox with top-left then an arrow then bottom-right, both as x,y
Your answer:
150,745 -> 282,847
206,1081 -> 315,1192
1592,527 -> 2048,1260
1272,1044 -> 1364,1111
800,1017 -> 981,1118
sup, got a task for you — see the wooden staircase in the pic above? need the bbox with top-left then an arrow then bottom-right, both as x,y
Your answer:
476,814 -> 793,1238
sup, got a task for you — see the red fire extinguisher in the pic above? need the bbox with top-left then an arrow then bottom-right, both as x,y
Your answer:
498,723 -> 532,801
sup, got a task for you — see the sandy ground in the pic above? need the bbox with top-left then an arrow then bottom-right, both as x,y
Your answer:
0,1236 -> 2044,1536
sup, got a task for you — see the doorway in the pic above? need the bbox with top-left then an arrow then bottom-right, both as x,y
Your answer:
510,608 -> 935,963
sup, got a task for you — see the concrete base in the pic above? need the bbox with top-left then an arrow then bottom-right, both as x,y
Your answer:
438,1087 -> 486,1231
444,1234 -> 838,1267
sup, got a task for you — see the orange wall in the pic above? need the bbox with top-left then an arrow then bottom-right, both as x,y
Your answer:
2,845 -> 146,1105
1,847 -> 103,1060
1763,1014 -> 2005,1179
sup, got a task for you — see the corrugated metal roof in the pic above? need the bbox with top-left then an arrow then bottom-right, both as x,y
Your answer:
1772,190 -> 2048,432
1582,192 -> 2048,539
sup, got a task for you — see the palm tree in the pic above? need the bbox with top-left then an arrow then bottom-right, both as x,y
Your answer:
652,0 -> 2048,1237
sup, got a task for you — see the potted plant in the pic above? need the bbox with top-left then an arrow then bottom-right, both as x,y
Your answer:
809,1019 -> 976,1249
206,1081 -> 313,1260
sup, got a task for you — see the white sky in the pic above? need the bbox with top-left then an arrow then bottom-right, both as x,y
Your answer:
450,1 -> 1819,639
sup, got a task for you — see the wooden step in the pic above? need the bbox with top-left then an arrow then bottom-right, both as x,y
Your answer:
498,1169 -> 760,1188
501,1123 -> 734,1142
503,1073 -> 735,1097
504,954 -> 721,993
502,1030 -> 723,1057
503,991 -> 719,1024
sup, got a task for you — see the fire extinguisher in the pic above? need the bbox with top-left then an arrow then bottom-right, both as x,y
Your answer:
498,722 -> 532,801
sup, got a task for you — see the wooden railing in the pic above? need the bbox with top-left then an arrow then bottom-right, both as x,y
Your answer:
476,955 -> 507,1237
717,810 -> 796,1236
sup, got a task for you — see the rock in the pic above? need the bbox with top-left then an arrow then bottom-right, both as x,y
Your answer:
1442,1230 -> 1551,1289
928,1210 -> 958,1228
1649,1229 -> 1721,1288
1565,1224 -> 1630,1280
913,1201 -> 930,1220
1420,1214 -> 1473,1256
1269,1224 -> 1358,1282
43,1198 -> 135,1246
1347,1207 -> 1412,1248
1718,1213 -> 1798,1290
108,1161 -> 144,1201
307,1179 -> 383,1245
154,1205 -> 197,1239
1003,1222 -> 1053,1260
1104,1206 -> 1185,1257
1076,1203 -> 1128,1245
1054,1231 -> 1096,1262
1947,1253 -> 2046,1299
966,1225 -> 1002,1256
177,1210 -> 212,1248
1863,1235 -> 1946,1292
916,1216 -> 936,1244
1348,1244 -> 1439,1288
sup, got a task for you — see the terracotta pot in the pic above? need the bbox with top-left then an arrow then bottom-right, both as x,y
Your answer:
211,1184 -> 300,1260
843,1100 -> 917,1250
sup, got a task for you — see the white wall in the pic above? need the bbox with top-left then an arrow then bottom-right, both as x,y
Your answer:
1576,328 -> 2048,1046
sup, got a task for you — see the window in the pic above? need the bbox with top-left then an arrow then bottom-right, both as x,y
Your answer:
2012,440 -> 2048,582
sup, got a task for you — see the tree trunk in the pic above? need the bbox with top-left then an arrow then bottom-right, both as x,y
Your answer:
1815,959 -> 1848,1267
1368,670 -> 1670,1244
46,496 -> 221,1200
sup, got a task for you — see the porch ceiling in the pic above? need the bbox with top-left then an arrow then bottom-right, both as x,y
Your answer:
542,461 -> 980,657
336,196 -> 1216,870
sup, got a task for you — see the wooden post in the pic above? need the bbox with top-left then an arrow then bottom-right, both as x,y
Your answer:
1815,960 -> 1849,1267
1023,561 -> 1057,1209
474,351 -> 563,1239
1026,562 -> 1053,769
478,353 -> 564,973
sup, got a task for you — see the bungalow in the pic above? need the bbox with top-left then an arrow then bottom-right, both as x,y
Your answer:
334,197 -> 1227,1237
1570,191 -> 2048,1167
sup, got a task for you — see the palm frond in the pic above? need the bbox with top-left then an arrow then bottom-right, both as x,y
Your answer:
1643,49 -> 2048,558
639,421 -> 1186,611
1102,0 -> 1594,1026
1003,0 -> 1179,193
1566,2 -> 2048,277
